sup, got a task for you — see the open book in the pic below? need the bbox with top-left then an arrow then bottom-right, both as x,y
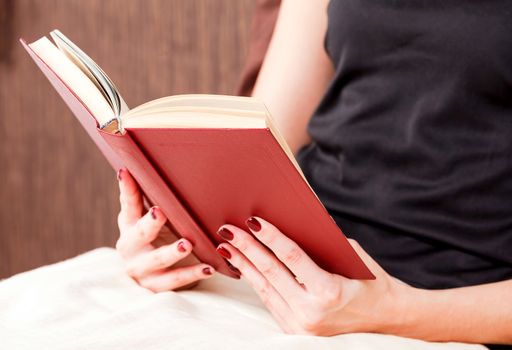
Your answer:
21,30 -> 374,279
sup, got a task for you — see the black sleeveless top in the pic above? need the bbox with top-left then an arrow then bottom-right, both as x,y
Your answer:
297,0 -> 512,290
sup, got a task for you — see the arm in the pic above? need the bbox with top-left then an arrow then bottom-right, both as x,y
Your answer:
242,0 -> 512,343
398,278 -> 512,344
215,217 -> 512,345
251,0 -> 334,155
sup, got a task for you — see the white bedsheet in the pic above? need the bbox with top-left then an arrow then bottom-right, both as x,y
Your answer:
0,248 -> 487,350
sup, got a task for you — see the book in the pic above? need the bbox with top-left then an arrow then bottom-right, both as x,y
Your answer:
21,30 -> 374,280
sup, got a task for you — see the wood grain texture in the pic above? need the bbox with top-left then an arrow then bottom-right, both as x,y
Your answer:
0,0 -> 254,278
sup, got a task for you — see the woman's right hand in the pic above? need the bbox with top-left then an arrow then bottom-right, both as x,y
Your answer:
115,168 -> 215,292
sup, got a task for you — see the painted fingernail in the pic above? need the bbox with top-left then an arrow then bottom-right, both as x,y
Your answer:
150,206 -> 158,220
216,246 -> 231,259
117,168 -> 123,181
217,227 -> 234,241
202,267 -> 213,275
177,240 -> 187,253
228,263 -> 242,276
246,217 -> 261,232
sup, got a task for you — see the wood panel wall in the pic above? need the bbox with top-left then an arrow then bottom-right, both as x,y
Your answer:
0,0 -> 254,278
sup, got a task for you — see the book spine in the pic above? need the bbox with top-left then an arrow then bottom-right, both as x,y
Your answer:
98,128 -> 236,277
21,38 -> 235,278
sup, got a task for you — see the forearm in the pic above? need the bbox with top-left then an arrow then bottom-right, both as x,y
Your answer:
386,279 -> 512,344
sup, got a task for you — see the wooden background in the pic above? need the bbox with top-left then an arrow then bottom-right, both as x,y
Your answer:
0,0 -> 254,278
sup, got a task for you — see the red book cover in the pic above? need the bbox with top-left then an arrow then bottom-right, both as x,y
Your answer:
126,127 -> 374,279
21,38 -> 374,280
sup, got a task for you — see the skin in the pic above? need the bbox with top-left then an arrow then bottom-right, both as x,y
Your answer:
217,219 -> 512,343
115,0 -> 512,345
116,168 -> 214,291
251,0 -> 334,154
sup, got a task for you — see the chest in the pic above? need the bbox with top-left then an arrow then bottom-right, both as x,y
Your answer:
326,0 -> 512,76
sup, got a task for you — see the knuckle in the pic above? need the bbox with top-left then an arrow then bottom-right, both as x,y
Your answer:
312,277 -> 342,308
125,262 -> 140,277
259,295 -> 272,310
299,312 -> 324,334
322,282 -> 341,302
120,191 -> 139,209
262,229 -> 278,246
282,245 -> 303,266
235,237 -> 250,252
259,262 -> 278,280
168,272 -> 185,287
134,220 -> 147,240
151,249 -> 168,268
255,280 -> 273,302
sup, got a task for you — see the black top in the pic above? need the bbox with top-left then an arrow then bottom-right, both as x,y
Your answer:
297,0 -> 512,290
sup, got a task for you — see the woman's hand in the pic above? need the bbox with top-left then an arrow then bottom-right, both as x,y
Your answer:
215,217 -> 512,344
115,168 -> 215,292
215,216 -> 410,336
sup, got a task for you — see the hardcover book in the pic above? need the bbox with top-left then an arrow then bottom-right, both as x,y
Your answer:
21,30 -> 374,280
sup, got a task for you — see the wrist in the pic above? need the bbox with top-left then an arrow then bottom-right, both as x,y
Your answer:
373,278 -> 421,336
379,282 -> 451,341
371,278 -> 512,344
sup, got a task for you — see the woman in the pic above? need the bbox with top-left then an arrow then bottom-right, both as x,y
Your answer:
114,0 -> 512,347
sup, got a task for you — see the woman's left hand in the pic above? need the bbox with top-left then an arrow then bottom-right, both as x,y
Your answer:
215,216 -> 411,336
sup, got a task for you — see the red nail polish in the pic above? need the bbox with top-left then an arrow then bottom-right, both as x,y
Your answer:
216,246 -> 231,259
150,207 -> 158,220
246,217 -> 261,232
117,168 -> 123,181
228,263 -> 242,276
177,241 -> 187,253
217,227 -> 234,241
202,267 -> 213,275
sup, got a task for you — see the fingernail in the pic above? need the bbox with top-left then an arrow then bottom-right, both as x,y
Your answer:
228,263 -> 242,276
217,227 -> 234,241
202,267 -> 213,275
117,168 -> 123,181
177,240 -> 187,253
150,206 -> 158,220
246,217 -> 261,232
216,246 -> 231,259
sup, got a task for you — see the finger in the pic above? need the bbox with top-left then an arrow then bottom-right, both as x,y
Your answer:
244,216 -> 331,291
117,168 -> 144,231
116,206 -> 166,256
217,225 -> 305,300
126,238 -> 194,278
138,263 -> 215,292
217,243 -> 302,333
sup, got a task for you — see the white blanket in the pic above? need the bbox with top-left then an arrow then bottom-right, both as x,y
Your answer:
0,248 -> 487,350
